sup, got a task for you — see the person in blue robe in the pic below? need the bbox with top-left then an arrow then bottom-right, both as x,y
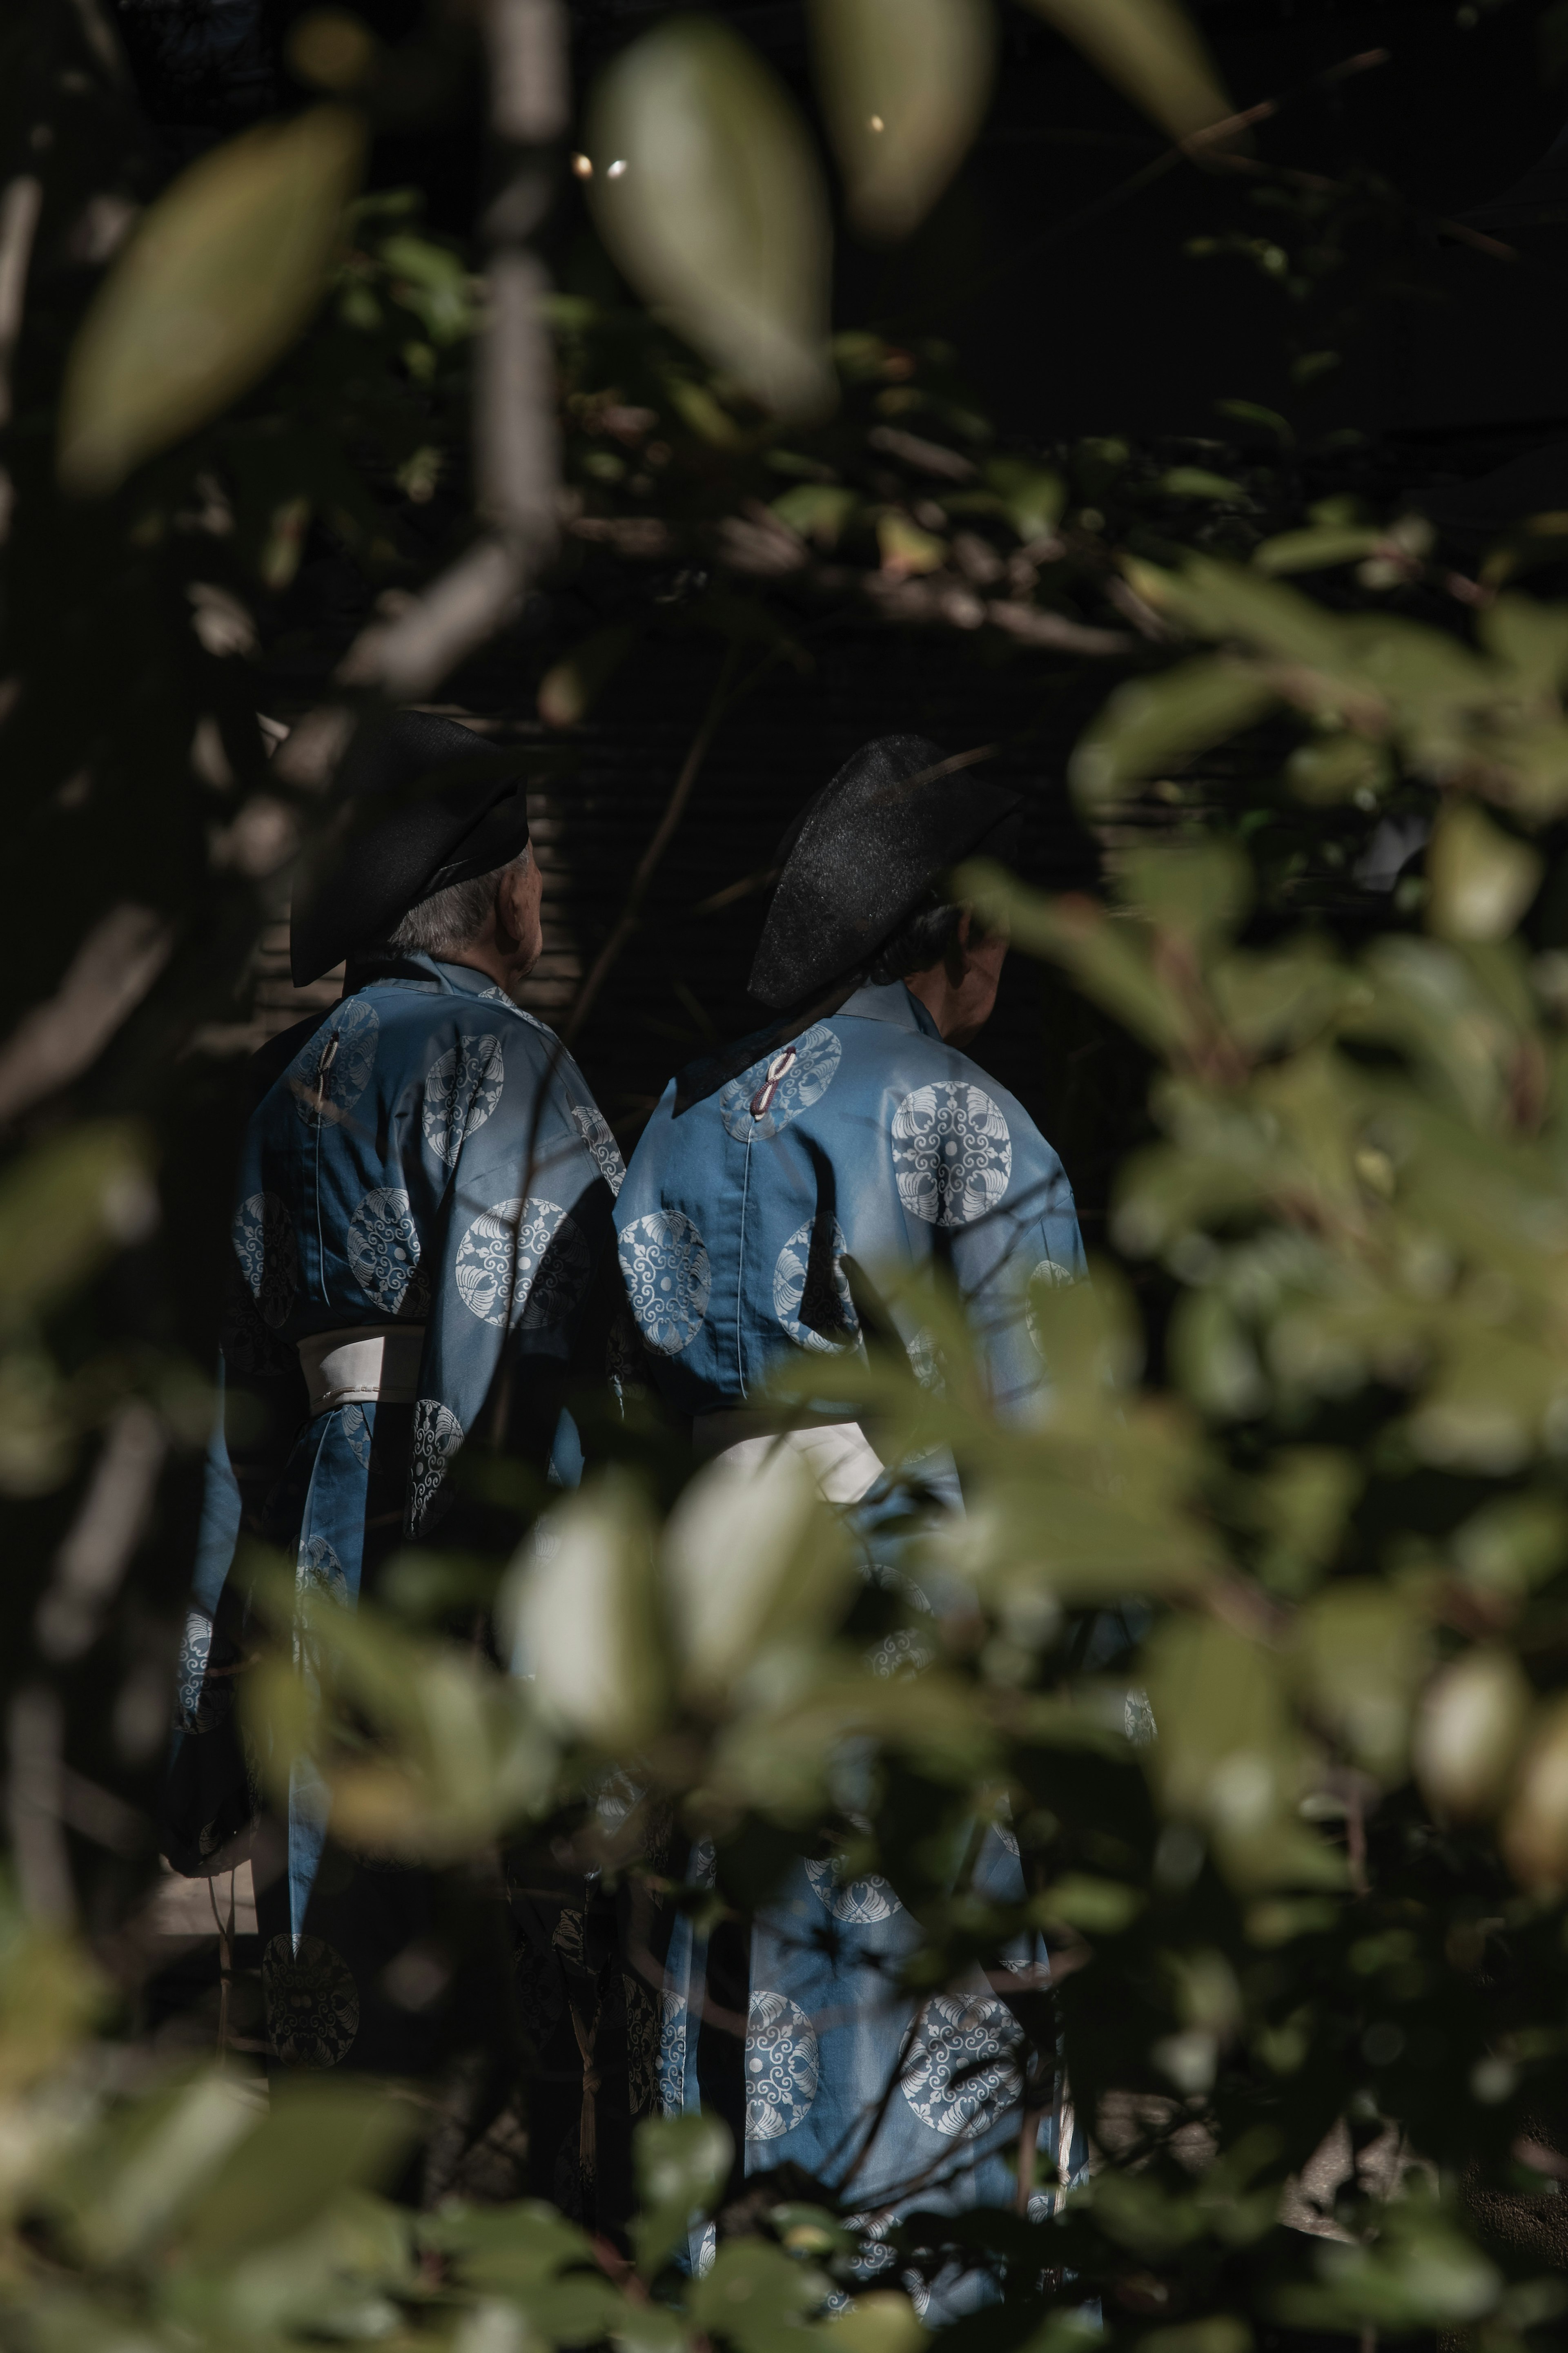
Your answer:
614,737 -> 1086,2286
165,715 -> 648,2206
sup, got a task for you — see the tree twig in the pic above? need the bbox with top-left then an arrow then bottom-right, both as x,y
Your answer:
278,0 -> 567,782
563,645 -> 745,1046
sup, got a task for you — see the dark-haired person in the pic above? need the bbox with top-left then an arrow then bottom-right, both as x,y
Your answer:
165,714 -> 630,2179
613,737 -> 1084,2273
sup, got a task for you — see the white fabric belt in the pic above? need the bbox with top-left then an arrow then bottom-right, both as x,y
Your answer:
298,1326 -> 425,1417
692,1412 -> 886,1507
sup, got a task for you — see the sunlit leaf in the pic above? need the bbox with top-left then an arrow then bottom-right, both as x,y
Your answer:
59,107 -> 365,495
588,19 -> 833,419
505,1472 -> 667,1746
632,2112 -> 733,2280
809,0 -> 997,241
1413,1648 -> 1532,1823
1426,799 -> 1544,944
1020,0 -> 1234,148
662,1442 -> 850,1699
1069,657 -> 1277,807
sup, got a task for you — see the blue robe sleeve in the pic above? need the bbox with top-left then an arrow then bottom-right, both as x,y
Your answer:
405,1030 -> 616,1536
946,1105 -> 1086,1415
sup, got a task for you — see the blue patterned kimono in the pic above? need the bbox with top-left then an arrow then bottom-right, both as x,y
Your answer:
615,981 -> 1085,2257
167,952 -> 623,2081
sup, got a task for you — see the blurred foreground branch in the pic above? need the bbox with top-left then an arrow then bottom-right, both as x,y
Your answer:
281,0 -> 567,783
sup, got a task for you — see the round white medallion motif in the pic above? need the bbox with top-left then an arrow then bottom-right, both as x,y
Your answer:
232,1193 -> 298,1327
408,1398 -> 464,1534
422,1033 -> 505,1166
900,1992 -> 1022,2139
291,999 -> 379,1131
455,1198 -> 590,1329
891,1082 -> 1012,1227
618,1209 -> 711,1355
571,1103 -> 626,1197
720,1024 -> 842,1143
804,1856 -> 902,1924
745,1989 -> 820,2142
772,1218 -> 858,1352
346,1187 -> 423,1315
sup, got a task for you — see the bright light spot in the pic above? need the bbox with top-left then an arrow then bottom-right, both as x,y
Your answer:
570,152 -> 593,179
867,114 -> 884,132
607,158 -> 628,179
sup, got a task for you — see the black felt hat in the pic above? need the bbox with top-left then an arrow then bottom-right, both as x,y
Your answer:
290,713 -> 530,986
747,736 -> 1022,1009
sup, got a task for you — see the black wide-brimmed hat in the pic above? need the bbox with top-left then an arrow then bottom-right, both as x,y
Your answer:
290,712 -> 531,986
747,736 -> 1022,1008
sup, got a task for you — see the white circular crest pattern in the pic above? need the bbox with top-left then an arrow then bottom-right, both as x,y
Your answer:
571,1102 -> 626,1196
891,1082 -> 1012,1227
804,1856 -> 902,1924
720,1024 -> 842,1144
900,1993 -> 1022,2139
745,1989 -> 819,2142
618,1210 -> 711,1356
455,1198 -> 590,1329
292,999 -> 379,1131
772,1218 -> 858,1353
346,1188 -> 424,1315
658,1990 -> 687,2118
408,1398 -> 464,1534
233,1193 -> 298,1327
422,1033 -> 505,1166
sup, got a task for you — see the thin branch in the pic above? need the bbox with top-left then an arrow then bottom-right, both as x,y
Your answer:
278,0 -> 568,782
0,174 -> 42,430
0,903 -> 172,1129
563,646 -> 745,1046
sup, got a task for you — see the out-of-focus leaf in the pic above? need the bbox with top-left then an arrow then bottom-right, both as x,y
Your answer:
1413,1648 -> 1533,1823
419,2198 -> 596,2297
286,8 -> 379,92
247,1572 -> 556,1856
1069,657 -> 1277,806
1501,1694 -> 1568,1890
662,1442 -> 851,1700
1254,526 -> 1382,576
1141,1616 -> 1345,1889
588,19 -> 833,419
1020,0 -> 1234,147
538,624 -> 642,729
59,107 -> 365,495
0,1121 -> 157,1335
1450,1492 -> 1568,1598
1285,732 -> 1391,805
1160,466 -> 1250,505
823,2293 -> 929,2353
505,1472 -> 667,1746
770,483 -> 859,546
177,2081 -> 418,2265
1271,2194 -> 1499,2333
1293,1582 -> 1429,1782
632,2111 -> 733,2280
985,456 -> 1065,540
51,2072 -> 265,2268
1426,800 -> 1544,944
689,2236 -> 831,2353
877,512 -> 946,575
809,0 -> 996,241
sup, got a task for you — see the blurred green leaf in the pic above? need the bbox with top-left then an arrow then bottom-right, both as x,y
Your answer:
1069,658 -> 1277,807
588,19 -> 834,419
1426,800 -> 1544,944
809,0 -> 996,241
1021,0 -> 1234,146
59,107 -> 365,495
632,2112 -> 733,2280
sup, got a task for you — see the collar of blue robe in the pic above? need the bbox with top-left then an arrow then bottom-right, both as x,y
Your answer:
671,979 -> 938,1117
290,712 -> 531,986
746,734 -> 1022,1010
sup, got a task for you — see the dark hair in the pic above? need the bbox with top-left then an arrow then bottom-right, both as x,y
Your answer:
866,887 -> 980,985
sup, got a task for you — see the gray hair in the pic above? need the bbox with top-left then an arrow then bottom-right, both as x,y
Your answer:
389,845 -> 532,956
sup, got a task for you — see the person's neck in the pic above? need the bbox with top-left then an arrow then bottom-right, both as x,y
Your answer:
439,945 -> 518,997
